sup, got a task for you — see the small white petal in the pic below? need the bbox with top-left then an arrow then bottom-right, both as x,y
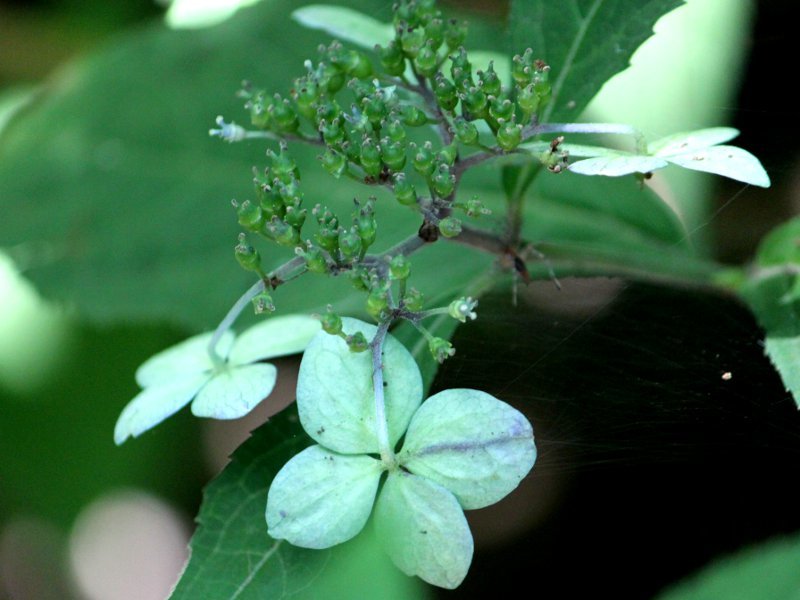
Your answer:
569,155 -> 668,177
114,374 -> 209,445
135,330 -> 234,388
665,145 -> 771,188
374,471 -> 473,590
228,315 -> 320,366
399,389 -> 536,509
267,446 -> 382,549
190,363 -> 277,419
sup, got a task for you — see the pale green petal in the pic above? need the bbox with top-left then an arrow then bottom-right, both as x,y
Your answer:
114,373 -> 209,445
569,155 -> 668,177
228,314 -> 320,366
135,330 -> 234,388
374,471 -> 473,590
190,363 -> 277,419
296,318 -> 423,454
665,145 -> 771,188
399,389 -> 536,509
266,445 -> 382,549
649,127 -> 739,156
292,5 -> 393,49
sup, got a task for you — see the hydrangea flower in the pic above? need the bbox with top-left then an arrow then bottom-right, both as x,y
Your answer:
114,315 -> 320,445
266,318 -> 536,589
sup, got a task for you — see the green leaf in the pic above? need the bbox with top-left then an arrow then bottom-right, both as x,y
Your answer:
292,4 -> 393,48
649,126 -> 740,156
374,471 -> 473,590
738,218 -> 800,408
266,445 -> 382,549
510,0 -> 684,122
189,363 -> 277,418
655,531 -> 800,600
664,145 -> 771,188
296,318 -> 423,454
399,389 -> 536,510
171,408 -> 425,599
114,373 -> 209,445
228,315 -> 320,365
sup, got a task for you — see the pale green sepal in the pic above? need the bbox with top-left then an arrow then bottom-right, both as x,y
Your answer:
522,141 -> 626,159
399,389 -> 536,509
374,471 -> 473,590
135,330 -> 234,388
190,363 -> 277,419
114,373 -> 209,445
291,5 -> 393,49
569,155 -> 668,177
228,314 -> 320,365
296,318 -> 423,454
266,445 -> 382,549
649,127 -> 739,157
665,145 -> 771,188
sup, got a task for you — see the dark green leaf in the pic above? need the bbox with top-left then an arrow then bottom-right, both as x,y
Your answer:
655,531 -> 800,600
509,0 -> 684,122
170,406 -> 425,599
738,218 -> 800,408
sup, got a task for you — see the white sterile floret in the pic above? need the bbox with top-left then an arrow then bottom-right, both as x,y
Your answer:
114,314 -> 320,445
266,318 -> 536,590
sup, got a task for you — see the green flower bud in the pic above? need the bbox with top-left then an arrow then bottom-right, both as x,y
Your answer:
413,0 -> 438,23
354,198 -> 377,248
320,118 -> 345,146
380,138 -> 407,172
386,118 -> 406,142
453,117 -> 478,145
234,234 -> 261,272
389,255 -> 410,280
438,216 -> 462,238
320,148 -> 348,179
412,141 -> 435,177
433,73 -> 458,111
403,287 -> 424,311
320,306 -> 342,335
315,99 -> 341,126
424,18 -> 445,50
437,144 -> 458,166
460,86 -> 487,118
298,245 -> 328,274
401,105 -> 428,127
268,142 -> 300,184
284,202 -> 306,230
512,48 -> 535,86
292,77 -> 319,120
349,79 -> 373,103
517,83 -> 540,116
348,51 -> 373,79
349,266 -> 370,291
413,41 -> 438,78
245,91 -> 273,129
251,290 -> 275,314
317,62 -> 345,94
463,195 -> 490,217
400,26 -> 426,58
450,47 -> 472,87
393,173 -> 418,206
359,137 -> 382,177
265,217 -> 301,247
478,61 -> 501,97
431,163 -> 455,198
496,120 -> 523,151
255,183 -> 284,220
448,296 -> 478,322
338,226 -> 363,261
363,95 -> 388,126
366,287 -> 390,319
489,95 -> 515,123
445,19 -> 467,50
377,40 -> 406,76
429,336 -> 455,363
233,199 -> 264,232
271,94 -> 300,132
346,331 -> 369,353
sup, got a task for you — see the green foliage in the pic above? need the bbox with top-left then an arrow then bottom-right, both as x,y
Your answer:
655,531 -> 800,600
510,0 -> 684,122
738,218 -> 800,408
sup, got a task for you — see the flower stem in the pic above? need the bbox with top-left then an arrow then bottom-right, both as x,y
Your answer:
370,320 -> 395,467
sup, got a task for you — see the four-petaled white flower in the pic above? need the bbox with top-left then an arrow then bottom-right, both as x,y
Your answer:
266,318 -> 536,589
114,315 -> 320,445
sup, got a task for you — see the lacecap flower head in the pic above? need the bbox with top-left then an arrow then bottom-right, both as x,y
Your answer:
266,318 -> 536,588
